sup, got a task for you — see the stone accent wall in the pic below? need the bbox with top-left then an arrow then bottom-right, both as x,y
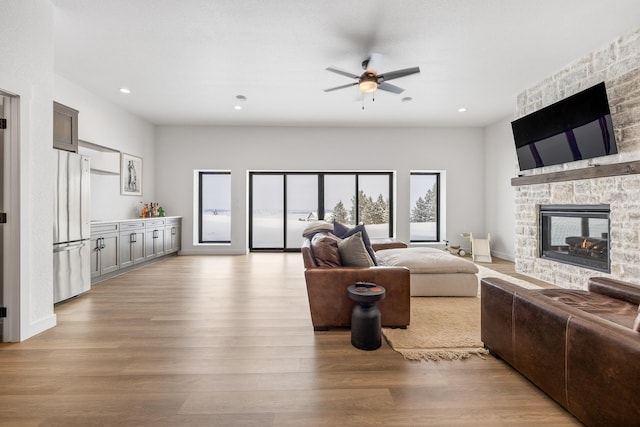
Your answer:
514,28 -> 640,289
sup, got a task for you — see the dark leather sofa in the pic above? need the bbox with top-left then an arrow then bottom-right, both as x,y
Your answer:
481,276 -> 640,427
302,237 -> 410,330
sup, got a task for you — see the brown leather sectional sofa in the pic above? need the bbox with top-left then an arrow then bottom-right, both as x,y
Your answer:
302,237 -> 410,330
481,276 -> 640,426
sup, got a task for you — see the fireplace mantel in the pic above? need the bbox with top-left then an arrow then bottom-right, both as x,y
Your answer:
511,160 -> 640,186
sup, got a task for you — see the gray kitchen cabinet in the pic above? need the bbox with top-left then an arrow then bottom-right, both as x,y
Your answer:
119,220 -> 146,268
165,218 -> 181,254
53,101 -> 79,153
144,219 -> 166,260
90,222 -> 119,278
91,217 -> 181,284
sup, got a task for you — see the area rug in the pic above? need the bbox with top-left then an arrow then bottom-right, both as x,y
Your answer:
382,296 -> 488,362
383,265 -> 542,362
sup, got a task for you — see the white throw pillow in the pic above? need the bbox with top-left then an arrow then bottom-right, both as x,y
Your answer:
302,221 -> 333,238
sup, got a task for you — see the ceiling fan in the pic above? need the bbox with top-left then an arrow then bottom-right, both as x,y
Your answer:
324,53 -> 420,95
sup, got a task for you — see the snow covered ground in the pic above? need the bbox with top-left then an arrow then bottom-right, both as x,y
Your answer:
201,212 -> 231,242
203,211 -> 439,247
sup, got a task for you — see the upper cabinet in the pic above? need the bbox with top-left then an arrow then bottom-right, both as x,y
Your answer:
53,101 -> 79,152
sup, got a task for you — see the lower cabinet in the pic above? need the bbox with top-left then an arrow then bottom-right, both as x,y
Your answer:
119,220 -> 146,269
144,219 -> 166,260
165,218 -> 181,254
91,217 -> 181,284
90,223 -> 120,279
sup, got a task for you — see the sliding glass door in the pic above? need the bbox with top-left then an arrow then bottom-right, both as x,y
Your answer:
286,174 -> 318,249
357,174 -> 391,239
324,174 -> 355,225
250,174 -> 284,249
250,171 -> 393,251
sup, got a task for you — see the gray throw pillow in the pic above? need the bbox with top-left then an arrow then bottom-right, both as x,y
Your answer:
338,231 -> 375,267
333,222 -> 378,265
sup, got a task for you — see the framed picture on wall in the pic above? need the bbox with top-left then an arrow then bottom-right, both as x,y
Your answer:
121,152 -> 142,196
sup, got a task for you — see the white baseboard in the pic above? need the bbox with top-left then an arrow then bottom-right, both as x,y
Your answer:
25,313 -> 57,341
179,248 -> 248,256
491,250 -> 514,262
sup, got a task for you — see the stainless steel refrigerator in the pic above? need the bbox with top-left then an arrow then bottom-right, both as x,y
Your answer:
53,150 -> 91,303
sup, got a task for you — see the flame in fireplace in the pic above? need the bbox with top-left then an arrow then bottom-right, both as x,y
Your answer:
581,239 -> 589,249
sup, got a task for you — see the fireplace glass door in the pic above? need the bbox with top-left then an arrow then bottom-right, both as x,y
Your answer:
539,205 -> 610,272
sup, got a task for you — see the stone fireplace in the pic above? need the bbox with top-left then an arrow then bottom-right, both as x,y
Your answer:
513,28 -> 640,289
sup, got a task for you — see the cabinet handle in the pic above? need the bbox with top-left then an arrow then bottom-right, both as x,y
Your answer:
153,229 -> 158,239
130,233 -> 136,243
99,237 -> 106,250
172,227 -> 176,235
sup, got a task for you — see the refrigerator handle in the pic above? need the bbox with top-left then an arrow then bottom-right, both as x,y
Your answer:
54,242 -> 87,253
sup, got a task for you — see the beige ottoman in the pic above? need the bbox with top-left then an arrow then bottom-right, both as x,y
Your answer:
375,247 -> 479,297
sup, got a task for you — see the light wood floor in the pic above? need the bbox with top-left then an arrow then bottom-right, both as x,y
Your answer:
0,254 -> 580,426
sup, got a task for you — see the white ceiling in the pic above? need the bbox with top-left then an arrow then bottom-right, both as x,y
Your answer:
52,0 -> 640,128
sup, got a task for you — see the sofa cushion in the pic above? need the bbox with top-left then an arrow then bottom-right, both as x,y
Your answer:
634,306 -> 640,332
338,231 -> 375,267
310,233 -> 342,267
376,247 -> 479,274
540,289 -> 639,330
333,222 -> 377,265
302,221 -> 334,238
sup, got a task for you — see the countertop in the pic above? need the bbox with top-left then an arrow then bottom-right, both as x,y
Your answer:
90,216 -> 181,225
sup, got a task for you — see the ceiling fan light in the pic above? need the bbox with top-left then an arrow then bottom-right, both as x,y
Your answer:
359,80 -> 378,93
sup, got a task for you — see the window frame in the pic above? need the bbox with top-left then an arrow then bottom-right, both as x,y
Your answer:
409,171 -> 442,243
197,170 -> 232,244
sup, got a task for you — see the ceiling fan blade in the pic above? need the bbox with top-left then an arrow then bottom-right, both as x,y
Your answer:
379,66 -> 421,82
325,67 -> 359,80
377,82 -> 404,94
365,52 -> 383,73
324,82 -> 358,92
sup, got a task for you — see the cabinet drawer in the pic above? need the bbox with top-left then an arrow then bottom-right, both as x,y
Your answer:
145,219 -> 166,229
165,218 -> 181,226
120,221 -> 146,231
91,222 -> 119,235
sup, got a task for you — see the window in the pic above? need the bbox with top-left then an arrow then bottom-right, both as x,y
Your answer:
250,173 -> 285,249
410,172 -> 441,242
249,171 -> 393,250
198,171 -> 231,243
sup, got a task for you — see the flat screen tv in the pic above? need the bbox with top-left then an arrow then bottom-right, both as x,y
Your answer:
511,82 -> 618,171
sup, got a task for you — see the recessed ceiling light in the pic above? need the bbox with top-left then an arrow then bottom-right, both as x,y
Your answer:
119,88 -> 131,94
458,107 -> 467,112
234,105 -> 242,110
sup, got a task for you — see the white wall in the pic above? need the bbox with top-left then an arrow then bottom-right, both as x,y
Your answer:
155,126 -> 486,254
53,75 -> 156,220
0,0 -> 56,341
483,116 -> 517,260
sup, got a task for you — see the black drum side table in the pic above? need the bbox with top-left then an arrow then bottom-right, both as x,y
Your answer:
347,282 -> 386,351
